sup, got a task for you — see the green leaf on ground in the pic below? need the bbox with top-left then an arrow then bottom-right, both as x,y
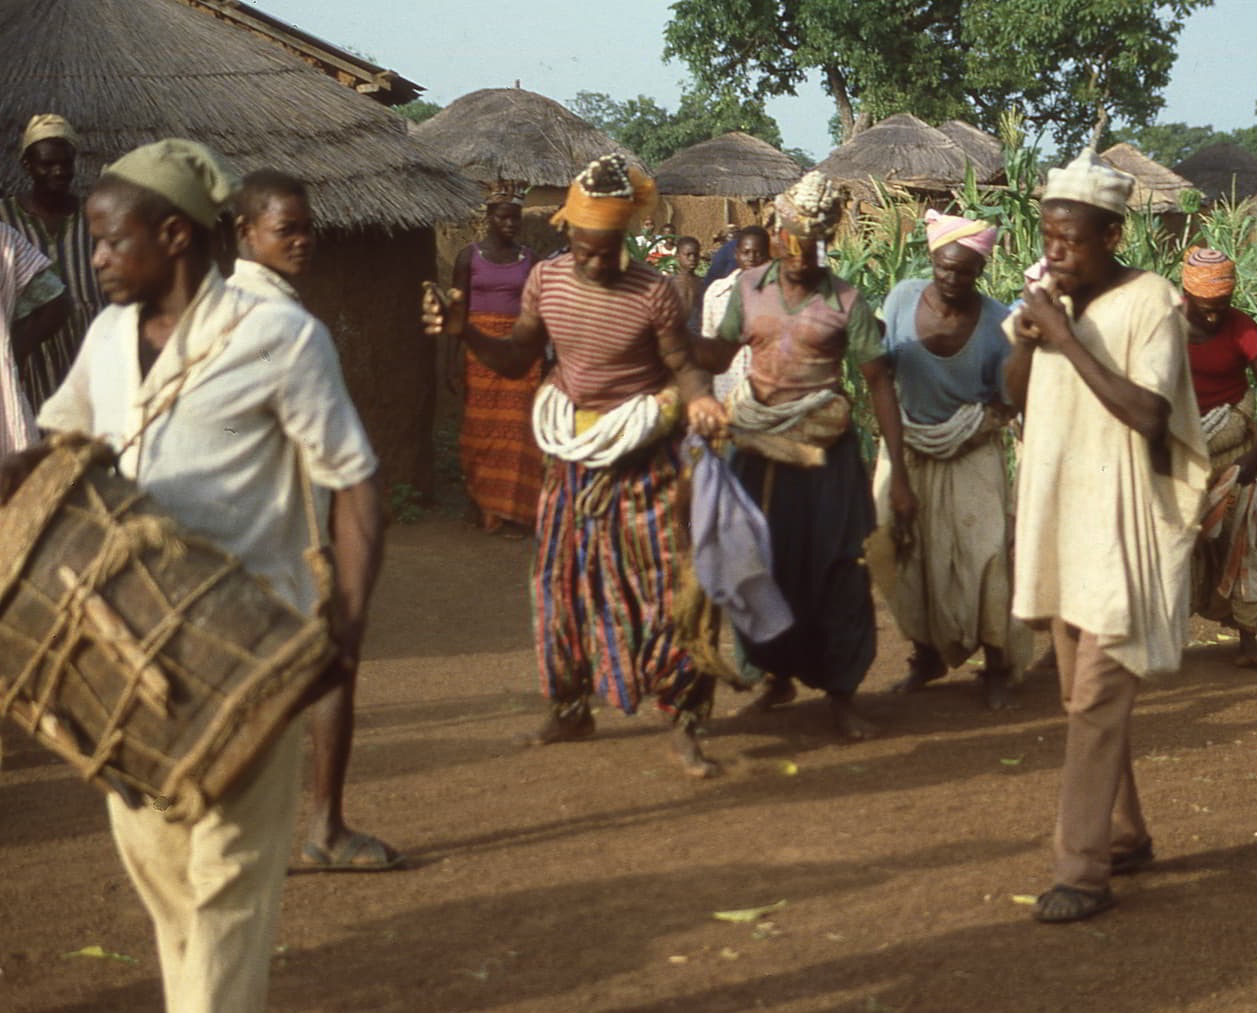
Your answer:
713,900 -> 787,922
62,945 -> 138,965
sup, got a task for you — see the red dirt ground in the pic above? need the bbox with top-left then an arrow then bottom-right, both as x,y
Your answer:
5,517 -> 1257,1012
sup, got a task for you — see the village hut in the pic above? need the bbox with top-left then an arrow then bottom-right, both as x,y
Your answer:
817,114 -> 971,195
937,121 -> 1005,184
1099,143 -> 1197,215
0,0 -> 479,495
1174,142 -> 1257,204
410,86 -> 648,271
653,132 -> 804,246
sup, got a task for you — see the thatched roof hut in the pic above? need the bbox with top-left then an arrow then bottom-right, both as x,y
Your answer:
1174,143 -> 1257,203
0,0 -> 478,232
816,114 -> 970,192
1099,143 -> 1195,214
655,132 -> 803,198
938,121 -> 1005,183
650,132 -> 804,247
410,87 -> 641,196
0,0 -> 481,492
181,0 -> 423,105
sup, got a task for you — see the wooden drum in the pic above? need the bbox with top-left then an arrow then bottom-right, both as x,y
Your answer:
0,437 -> 335,821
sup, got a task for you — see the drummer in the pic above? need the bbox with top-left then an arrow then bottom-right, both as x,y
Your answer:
0,139 -> 383,1013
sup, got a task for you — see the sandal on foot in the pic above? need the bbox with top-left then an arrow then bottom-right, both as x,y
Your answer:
299,832 -> 405,873
1033,884 -> 1114,923
1111,839 -> 1154,876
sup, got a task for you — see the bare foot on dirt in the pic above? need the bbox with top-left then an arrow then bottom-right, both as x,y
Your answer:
981,669 -> 1020,711
829,696 -> 878,740
891,645 -> 947,694
670,723 -> 721,778
1234,630 -> 1257,669
737,674 -> 796,715
518,703 -> 596,746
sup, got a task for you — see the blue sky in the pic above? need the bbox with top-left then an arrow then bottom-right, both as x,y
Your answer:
251,0 -> 1254,160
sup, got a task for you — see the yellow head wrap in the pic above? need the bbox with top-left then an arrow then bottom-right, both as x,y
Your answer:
1182,246 -> 1237,299
22,114 -> 80,155
550,154 -> 655,233
101,139 -> 240,228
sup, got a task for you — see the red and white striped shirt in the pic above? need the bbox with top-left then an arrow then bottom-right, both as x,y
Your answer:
522,254 -> 683,412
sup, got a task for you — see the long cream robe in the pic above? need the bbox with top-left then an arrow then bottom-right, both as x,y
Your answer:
1011,271 -> 1208,677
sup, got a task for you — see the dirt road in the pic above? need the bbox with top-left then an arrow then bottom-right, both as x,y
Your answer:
5,518 -> 1257,1012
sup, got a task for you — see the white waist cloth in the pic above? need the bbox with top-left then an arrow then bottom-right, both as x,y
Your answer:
725,375 -> 840,433
902,402 -> 988,459
1201,402 -> 1233,439
532,382 -> 664,468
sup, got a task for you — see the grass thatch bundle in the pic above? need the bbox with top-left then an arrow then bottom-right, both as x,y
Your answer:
1175,143 -> 1257,204
1099,143 -> 1196,214
409,87 -> 642,187
0,0 -> 479,231
654,132 -> 803,198
816,114 -> 970,191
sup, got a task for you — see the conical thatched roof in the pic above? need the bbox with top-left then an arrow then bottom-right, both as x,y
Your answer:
938,121 -> 1004,182
1174,143 -> 1257,203
409,87 -> 642,188
816,114 -> 969,191
654,132 -> 803,198
1099,143 -> 1195,214
0,0 -> 479,231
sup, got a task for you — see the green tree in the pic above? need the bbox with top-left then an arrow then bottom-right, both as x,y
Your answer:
396,99 -> 442,125
663,0 -> 1213,150
569,88 -> 786,167
1110,122 -> 1257,164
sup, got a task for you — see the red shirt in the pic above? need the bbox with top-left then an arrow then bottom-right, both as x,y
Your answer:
1188,308 -> 1257,412
522,255 -> 682,411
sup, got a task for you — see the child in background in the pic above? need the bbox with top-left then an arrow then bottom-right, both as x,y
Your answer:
670,235 -> 703,334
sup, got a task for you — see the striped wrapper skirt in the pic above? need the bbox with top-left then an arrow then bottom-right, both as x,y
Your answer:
460,311 -> 544,528
531,437 -> 714,719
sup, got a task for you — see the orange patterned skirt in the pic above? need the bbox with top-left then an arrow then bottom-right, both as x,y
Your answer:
460,311 -> 544,529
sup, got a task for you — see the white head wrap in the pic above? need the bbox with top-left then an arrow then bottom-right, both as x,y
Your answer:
1043,148 -> 1134,216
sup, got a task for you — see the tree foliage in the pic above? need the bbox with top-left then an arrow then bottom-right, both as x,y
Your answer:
568,88 -> 786,167
1109,122 -> 1257,166
396,99 -> 442,125
663,0 -> 1214,150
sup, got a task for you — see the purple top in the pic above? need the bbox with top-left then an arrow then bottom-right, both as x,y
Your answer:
468,244 -> 535,316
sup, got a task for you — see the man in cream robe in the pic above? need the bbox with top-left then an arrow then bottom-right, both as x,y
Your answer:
1005,148 -> 1208,924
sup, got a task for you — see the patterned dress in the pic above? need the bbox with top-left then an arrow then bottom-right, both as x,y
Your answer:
460,244 -> 542,529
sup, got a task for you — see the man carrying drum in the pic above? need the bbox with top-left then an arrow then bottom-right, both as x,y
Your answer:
0,139 -> 383,1013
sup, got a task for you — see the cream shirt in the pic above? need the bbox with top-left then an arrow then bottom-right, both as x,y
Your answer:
228,259 -> 300,305
39,268 -> 377,614
1010,270 -> 1208,676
